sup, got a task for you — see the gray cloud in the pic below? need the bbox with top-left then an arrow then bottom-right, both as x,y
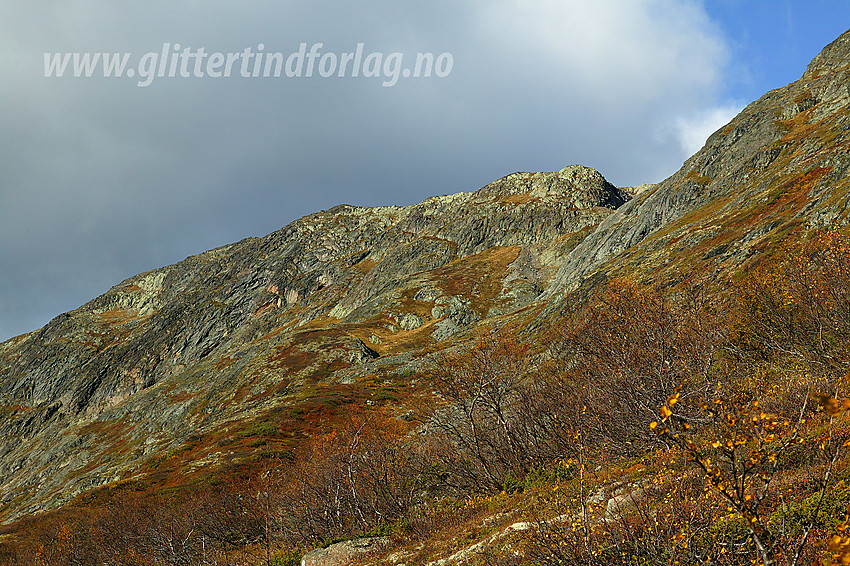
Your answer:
0,0 -> 737,340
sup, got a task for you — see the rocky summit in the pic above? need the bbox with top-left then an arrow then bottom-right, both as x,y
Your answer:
2,27 -> 850,566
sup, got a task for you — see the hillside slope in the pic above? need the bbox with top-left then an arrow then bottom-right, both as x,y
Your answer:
0,165 -> 626,522
1,26 -> 850,566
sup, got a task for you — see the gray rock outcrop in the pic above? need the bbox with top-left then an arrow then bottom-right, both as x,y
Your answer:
301,537 -> 390,566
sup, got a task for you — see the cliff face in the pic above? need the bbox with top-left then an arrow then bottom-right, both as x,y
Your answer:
0,165 -> 626,521
2,29 -> 850,529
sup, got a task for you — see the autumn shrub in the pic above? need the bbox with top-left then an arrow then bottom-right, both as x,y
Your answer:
275,408 -> 425,545
546,277 -> 731,455
524,391 -> 842,566
647,384 -> 850,566
736,230 -> 850,380
526,455 -> 729,566
769,480 -> 850,540
525,232 -> 850,564
420,332 -> 573,494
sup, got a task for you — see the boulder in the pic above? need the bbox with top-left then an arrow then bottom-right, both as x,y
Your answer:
301,537 -> 390,566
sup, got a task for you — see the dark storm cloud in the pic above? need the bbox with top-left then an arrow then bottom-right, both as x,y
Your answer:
0,1 -> 734,340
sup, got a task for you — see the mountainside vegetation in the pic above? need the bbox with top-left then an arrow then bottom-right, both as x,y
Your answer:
3,28 -> 850,566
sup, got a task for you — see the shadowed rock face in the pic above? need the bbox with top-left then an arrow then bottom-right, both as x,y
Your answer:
0,165 -> 625,522
2,28 -> 850,528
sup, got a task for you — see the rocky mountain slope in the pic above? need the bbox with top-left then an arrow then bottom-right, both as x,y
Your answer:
0,165 -> 627,522
1,27 -> 850,565
544,30 -> 850,303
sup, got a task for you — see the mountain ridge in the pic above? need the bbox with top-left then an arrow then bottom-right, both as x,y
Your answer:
0,164 -> 628,522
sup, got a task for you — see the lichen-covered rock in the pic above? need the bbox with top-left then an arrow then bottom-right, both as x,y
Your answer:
431,318 -> 462,342
431,296 -> 477,326
301,537 -> 390,566
398,313 -> 424,331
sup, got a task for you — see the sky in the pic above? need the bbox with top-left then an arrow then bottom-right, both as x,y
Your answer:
0,1 -> 849,342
